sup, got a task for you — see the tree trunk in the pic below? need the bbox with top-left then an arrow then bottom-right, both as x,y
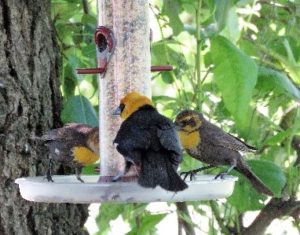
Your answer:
0,0 -> 88,234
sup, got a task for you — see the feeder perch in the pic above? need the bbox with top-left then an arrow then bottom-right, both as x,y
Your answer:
15,0 -> 238,203
76,26 -> 115,77
76,24 -> 173,75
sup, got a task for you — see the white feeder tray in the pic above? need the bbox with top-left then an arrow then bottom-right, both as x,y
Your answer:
15,175 -> 238,203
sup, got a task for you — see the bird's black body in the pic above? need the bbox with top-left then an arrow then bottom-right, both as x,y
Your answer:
114,105 -> 188,192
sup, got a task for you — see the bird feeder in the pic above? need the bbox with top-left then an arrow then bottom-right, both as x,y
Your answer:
15,0 -> 237,203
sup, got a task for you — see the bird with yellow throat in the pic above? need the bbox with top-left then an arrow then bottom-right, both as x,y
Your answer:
42,123 -> 99,182
175,110 -> 273,196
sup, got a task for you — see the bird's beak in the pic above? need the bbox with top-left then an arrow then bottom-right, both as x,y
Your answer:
113,106 -> 122,116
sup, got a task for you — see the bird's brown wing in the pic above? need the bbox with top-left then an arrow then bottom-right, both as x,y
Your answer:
43,124 -> 97,165
42,123 -> 94,142
201,121 -> 257,153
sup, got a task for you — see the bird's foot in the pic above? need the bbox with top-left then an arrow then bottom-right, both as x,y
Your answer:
112,171 -> 125,182
181,165 -> 215,181
76,175 -> 85,183
75,168 -> 84,183
214,172 -> 227,180
180,170 -> 197,181
45,169 -> 54,182
45,158 -> 54,182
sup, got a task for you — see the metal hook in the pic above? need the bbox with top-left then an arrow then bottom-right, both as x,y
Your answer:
77,26 -> 116,78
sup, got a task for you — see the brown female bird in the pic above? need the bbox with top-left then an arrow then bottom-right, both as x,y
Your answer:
113,92 -> 187,192
42,123 -> 99,182
175,110 -> 273,196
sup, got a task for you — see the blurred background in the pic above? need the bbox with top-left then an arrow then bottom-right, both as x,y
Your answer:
50,0 -> 300,234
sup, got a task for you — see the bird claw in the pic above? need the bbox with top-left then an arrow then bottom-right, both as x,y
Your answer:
76,175 -> 85,183
214,172 -> 227,180
45,157 -> 54,182
75,168 -> 85,183
181,165 -> 215,181
45,169 -> 54,182
180,170 -> 197,181
112,171 -> 124,182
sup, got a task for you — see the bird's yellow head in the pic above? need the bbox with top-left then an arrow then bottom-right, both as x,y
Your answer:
114,92 -> 154,120
175,110 -> 204,133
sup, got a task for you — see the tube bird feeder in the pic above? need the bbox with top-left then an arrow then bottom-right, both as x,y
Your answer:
15,0 -> 237,203
98,0 -> 152,179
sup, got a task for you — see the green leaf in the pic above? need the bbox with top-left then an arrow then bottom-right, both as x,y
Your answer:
161,72 -> 174,84
211,35 -> 258,132
248,160 -> 286,197
63,64 -> 77,97
221,6 -> 240,43
81,14 -> 97,25
128,204 -> 148,218
52,2 -> 81,21
96,204 -> 127,235
138,213 -> 167,235
81,163 -> 99,175
258,44 -> 300,84
203,50 -> 213,67
286,166 -> 300,195
81,44 -> 97,59
151,42 -> 168,65
228,174 -> 265,212
61,95 -> 98,126
162,0 -> 184,36
152,95 -> 176,103
228,159 -> 286,212
264,129 -> 294,146
68,55 -> 81,74
214,0 -> 233,32
151,41 -> 188,75
257,66 -> 300,102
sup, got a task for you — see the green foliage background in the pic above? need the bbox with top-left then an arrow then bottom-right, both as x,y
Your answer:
51,0 -> 300,234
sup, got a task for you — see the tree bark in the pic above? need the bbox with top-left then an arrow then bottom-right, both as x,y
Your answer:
0,0 -> 88,234
241,198 -> 300,235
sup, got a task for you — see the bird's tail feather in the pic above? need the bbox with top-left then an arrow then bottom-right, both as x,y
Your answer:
237,163 -> 273,196
138,151 -> 188,192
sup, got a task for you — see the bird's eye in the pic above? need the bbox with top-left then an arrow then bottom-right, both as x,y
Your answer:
181,118 -> 195,127
188,119 -> 196,126
181,120 -> 189,126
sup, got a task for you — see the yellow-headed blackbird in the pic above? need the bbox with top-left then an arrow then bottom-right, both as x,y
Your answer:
42,123 -> 99,182
175,110 -> 273,196
113,92 -> 188,192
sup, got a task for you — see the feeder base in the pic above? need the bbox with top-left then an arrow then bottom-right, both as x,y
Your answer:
15,175 -> 237,204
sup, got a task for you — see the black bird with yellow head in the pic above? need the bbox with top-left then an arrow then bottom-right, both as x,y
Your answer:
175,110 -> 273,196
113,92 -> 188,192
